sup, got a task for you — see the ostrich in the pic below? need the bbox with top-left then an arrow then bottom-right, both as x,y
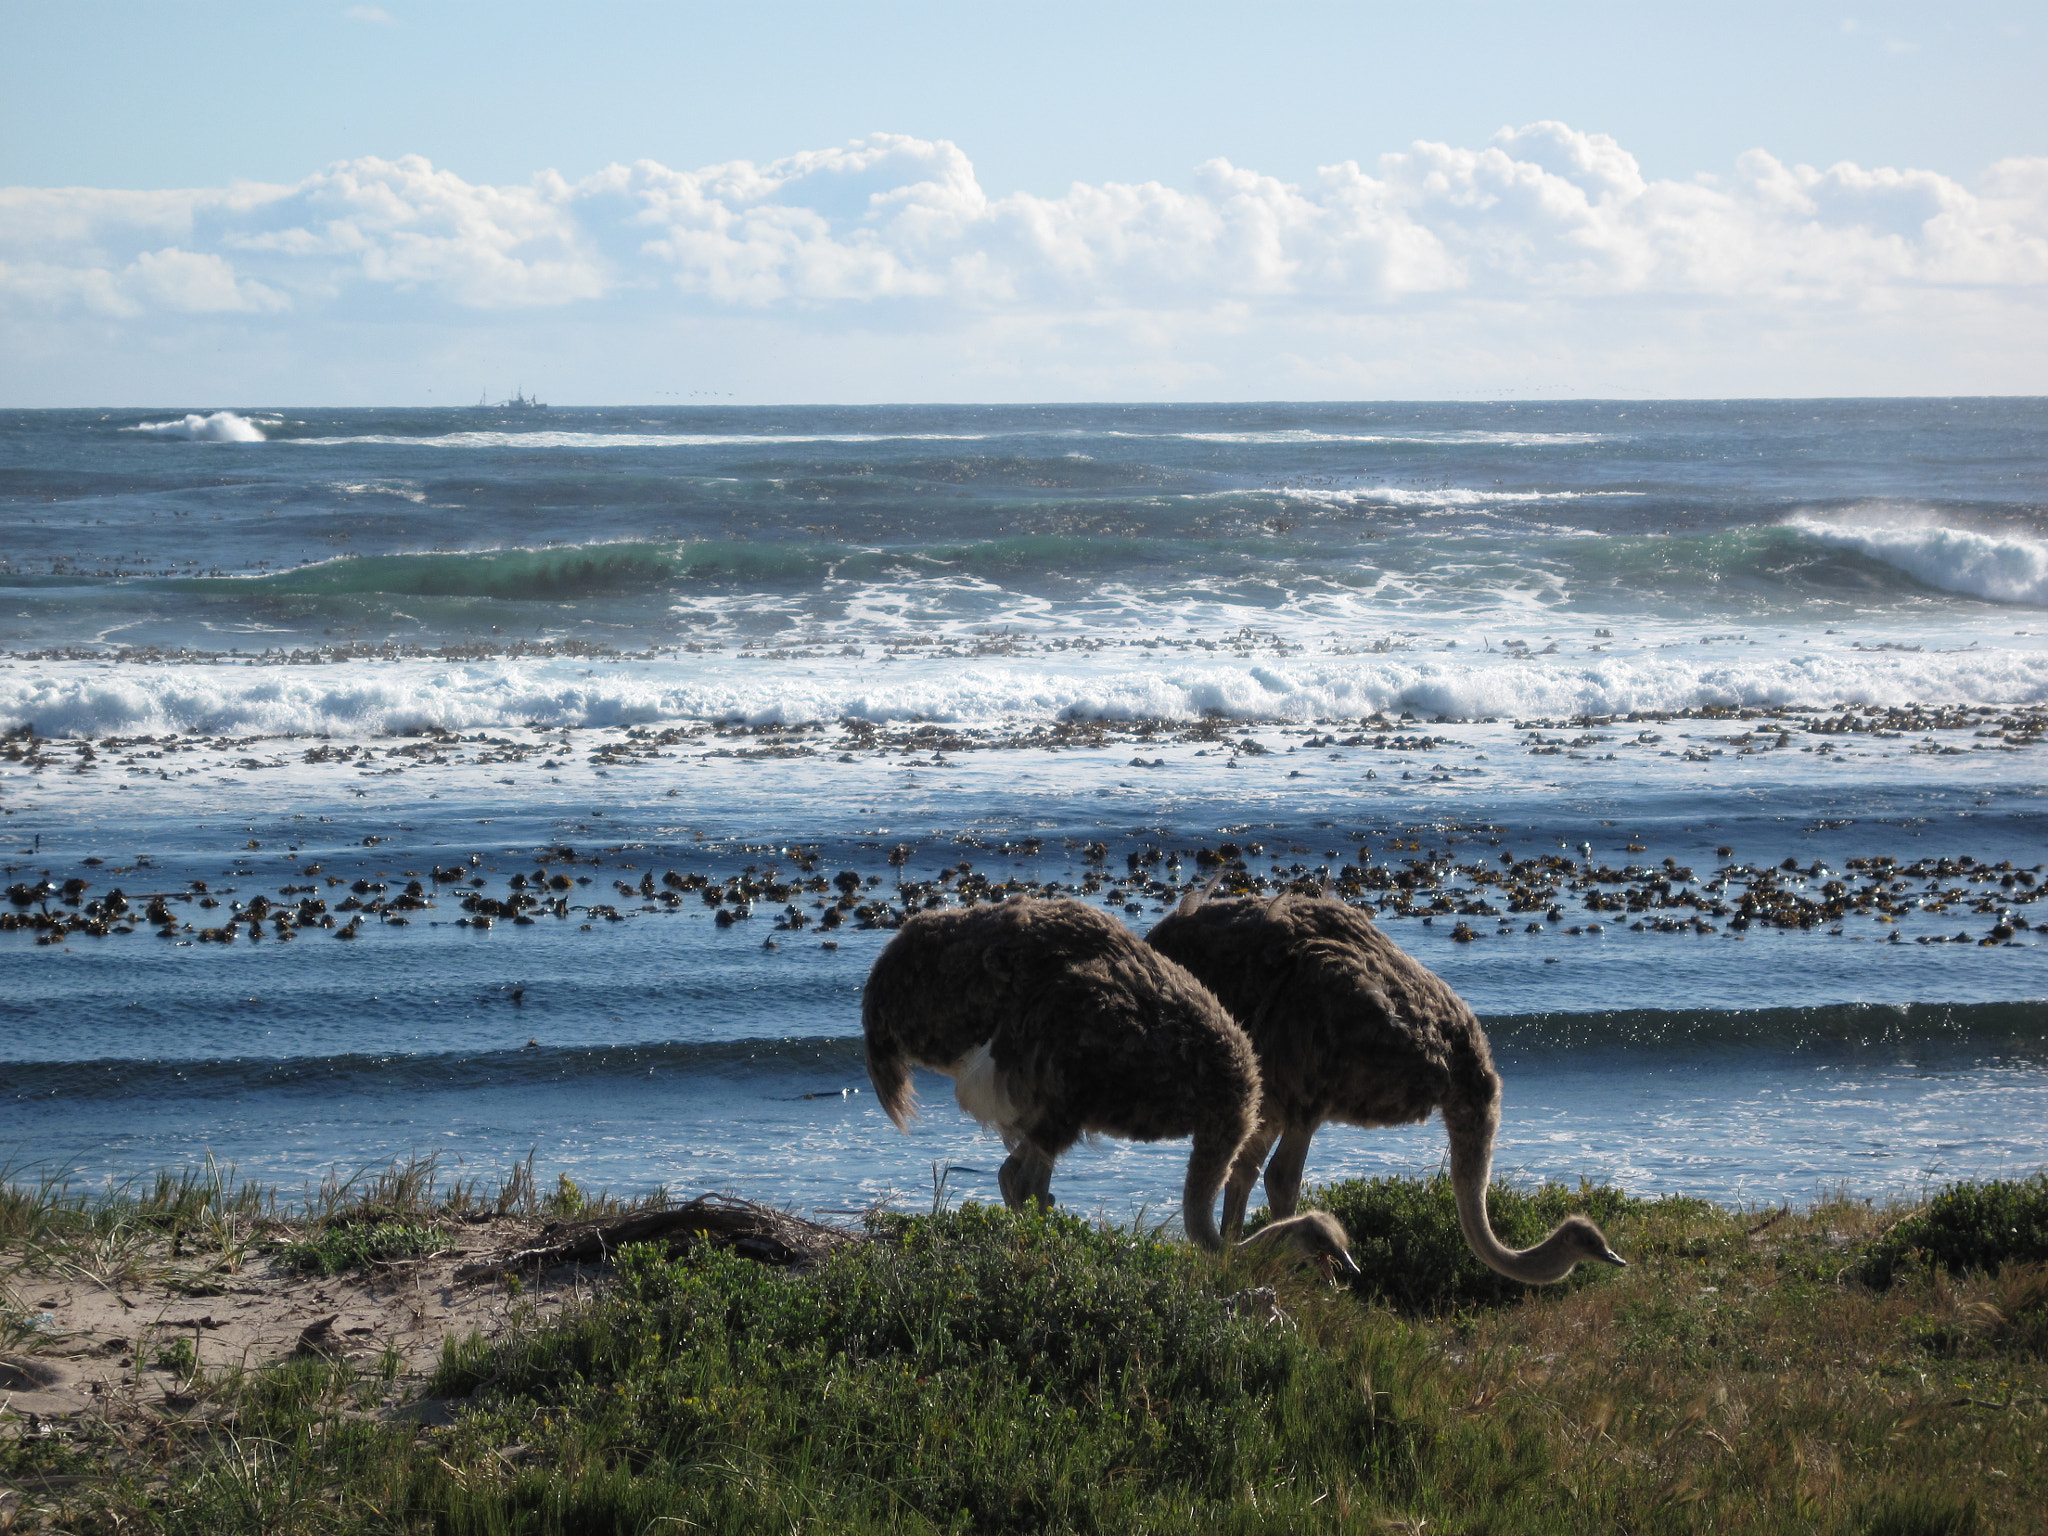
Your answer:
1146,892 -> 1624,1283
1236,1210 -> 1363,1278
861,897 -> 1262,1251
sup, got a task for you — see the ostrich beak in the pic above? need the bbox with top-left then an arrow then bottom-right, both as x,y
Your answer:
1597,1246 -> 1627,1267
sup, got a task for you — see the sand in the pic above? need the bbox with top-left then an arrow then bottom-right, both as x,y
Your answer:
3,1214 -> 590,1429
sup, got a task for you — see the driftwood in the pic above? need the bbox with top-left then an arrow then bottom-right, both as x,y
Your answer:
454,1193 -> 861,1282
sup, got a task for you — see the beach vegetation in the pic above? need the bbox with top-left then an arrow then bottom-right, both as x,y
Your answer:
2,1166 -> 2045,1533
274,1218 -> 447,1276
1855,1172 -> 2048,1288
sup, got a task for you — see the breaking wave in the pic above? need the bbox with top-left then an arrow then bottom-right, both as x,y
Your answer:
5,643 -> 2046,738
122,411 -> 273,443
1787,514 -> 2048,607
1279,485 -> 1644,508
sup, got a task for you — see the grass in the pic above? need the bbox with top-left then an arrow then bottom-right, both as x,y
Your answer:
425,1210 -> 1409,1533
274,1220 -> 449,1276
0,1151 -> 641,1293
1856,1171 -> 2048,1288
4,1169 -> 2046,1533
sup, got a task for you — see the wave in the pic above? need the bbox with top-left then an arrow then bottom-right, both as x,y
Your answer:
1035,650 -> 2048,724
1277,485 -> 1644,509
190,529 -> 1284,602
11,519 -> 2014,620
6,1038 -> 873,1103
1487,1000 -> 2048,1052
121,411 -> 274,443
1159,429 -> 1611,447
330,480 -> 427,504
11,1003 -> 2040,1103
194,536 -> 1177,601
280,430 -> 1000,449
6,642 -> 2046,737
268,427 -> 1608,451
234,542 -> 716,599
1787,515 -> 2048,608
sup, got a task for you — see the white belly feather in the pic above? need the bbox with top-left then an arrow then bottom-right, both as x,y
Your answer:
940,1040 -> 1022,1145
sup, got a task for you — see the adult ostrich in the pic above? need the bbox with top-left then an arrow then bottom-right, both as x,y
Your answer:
1146,892 -> 1624,1283
861,897 -> 1261,1251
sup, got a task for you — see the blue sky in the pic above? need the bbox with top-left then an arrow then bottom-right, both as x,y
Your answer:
3,1 -> 2044,404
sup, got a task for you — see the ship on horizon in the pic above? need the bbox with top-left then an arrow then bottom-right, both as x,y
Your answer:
474,388 -> 548,411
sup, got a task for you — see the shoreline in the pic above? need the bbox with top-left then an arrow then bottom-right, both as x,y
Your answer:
8,718 -> 2045,1207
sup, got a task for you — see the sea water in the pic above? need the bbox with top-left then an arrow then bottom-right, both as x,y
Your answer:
2,399 -> 2045,1221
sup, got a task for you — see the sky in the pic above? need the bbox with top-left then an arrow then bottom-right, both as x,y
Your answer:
2,0 -> 2045,405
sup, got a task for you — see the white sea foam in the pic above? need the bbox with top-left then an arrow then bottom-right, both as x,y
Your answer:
282,430 -> 999,449
6,644 -> 2044,740
1788,514 -> 2048,608
332,480 -> 427,503
121,411 -> 273,443
276,427 -> 1608,452
1275,485 -> 1644,509
1160,430 -> 1611,447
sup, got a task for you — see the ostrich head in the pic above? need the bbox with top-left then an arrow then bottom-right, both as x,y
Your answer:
1551,1213 -> 1627,1269
1237,1210 -> 1363,1281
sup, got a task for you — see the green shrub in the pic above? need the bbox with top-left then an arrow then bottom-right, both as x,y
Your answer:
275,1219 -> 443,1276
425,1204 -> 1436,1533
1856,1173 -> 2048,1289
1288,1174 -> 1639,1311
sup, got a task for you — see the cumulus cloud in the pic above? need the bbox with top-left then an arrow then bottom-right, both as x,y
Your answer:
0,157 -> 603,314
613,124 -> 2048,309
223,156 -> 605,307
2,123 -> 2044,399
8,124 -> 2044,321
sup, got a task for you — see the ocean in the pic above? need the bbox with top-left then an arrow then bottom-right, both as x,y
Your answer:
3,398 -> 2045,1223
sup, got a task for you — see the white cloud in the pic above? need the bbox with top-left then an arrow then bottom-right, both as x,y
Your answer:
129,247 -> 287,313
224,156 -> 604,307
3,123 -> 2044,400
344,6 -> 396,24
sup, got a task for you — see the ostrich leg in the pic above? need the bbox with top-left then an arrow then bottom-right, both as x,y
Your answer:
1260,1125 -> 1317,1221
1220,1127 -> 1279,1239
997,1146 -> 1055,1209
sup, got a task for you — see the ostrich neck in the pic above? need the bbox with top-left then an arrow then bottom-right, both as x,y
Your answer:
1450,1138 -> 1581,1285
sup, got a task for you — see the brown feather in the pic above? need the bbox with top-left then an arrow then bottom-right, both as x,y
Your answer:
861,898 -> 1261,1250
1148,894 -> 1621,1282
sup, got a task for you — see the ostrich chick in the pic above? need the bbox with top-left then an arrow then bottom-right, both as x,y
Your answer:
1236,1210 -> 1364,1278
